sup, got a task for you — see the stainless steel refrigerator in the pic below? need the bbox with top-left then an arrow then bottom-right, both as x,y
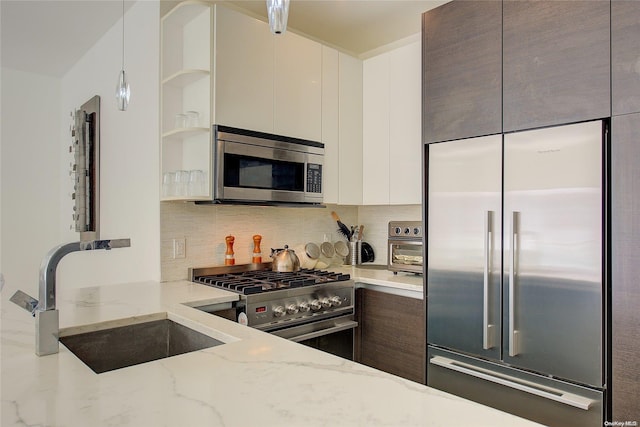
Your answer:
426,120 -> 607,426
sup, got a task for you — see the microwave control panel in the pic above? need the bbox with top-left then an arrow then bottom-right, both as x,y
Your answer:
306,163 -> 322,193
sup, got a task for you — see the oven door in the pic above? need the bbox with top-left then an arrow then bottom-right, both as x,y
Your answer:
214,130 -> 323,204
388,239 -> 423,274
269,315 -> 357,360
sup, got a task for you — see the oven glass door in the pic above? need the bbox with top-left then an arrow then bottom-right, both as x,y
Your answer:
388,240 -> 423,272
224,153 -> 304,192
270,315 -> 357,360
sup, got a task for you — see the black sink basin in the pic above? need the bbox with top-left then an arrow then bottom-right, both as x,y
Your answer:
60,319 -> 224,374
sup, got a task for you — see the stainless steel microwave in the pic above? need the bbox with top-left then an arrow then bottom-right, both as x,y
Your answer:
206,125 -> 324,206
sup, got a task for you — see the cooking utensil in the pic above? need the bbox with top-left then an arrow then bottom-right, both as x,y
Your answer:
331,211 -> 351,240
361,242 -> 375,263
270,245 -> 300,272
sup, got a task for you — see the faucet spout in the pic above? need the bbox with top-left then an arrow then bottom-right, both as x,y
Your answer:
31,238 -> 131,356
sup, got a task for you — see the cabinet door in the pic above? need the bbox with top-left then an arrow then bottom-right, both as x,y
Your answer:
362,53 -> 390,205
322,46 -> 340,204
338,53 -> 363,205
389,41 -> 422,205
612,113 -> 640,420
503,0 -> 610,132
214,5 -> 274,133
422,1 -> 502,143
355,288 -> 425,384
274,32 -> 322,141
612,1 -> 640,116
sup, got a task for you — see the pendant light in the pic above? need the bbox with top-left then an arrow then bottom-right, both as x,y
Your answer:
115,0 -> 130,111
266,0 -> 290,35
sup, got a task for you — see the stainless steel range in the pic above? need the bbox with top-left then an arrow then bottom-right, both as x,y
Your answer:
190,263 -> 356,359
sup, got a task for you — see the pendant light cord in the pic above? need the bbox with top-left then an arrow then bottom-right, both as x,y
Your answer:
121,0 -> 125,70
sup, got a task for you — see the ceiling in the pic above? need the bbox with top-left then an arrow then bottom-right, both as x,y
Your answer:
1,0 -> 447,78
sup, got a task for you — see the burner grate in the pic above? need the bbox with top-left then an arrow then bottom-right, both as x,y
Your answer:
194,268 -> 350,295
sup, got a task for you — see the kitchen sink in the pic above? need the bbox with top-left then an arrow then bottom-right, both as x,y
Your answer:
60,319 -> 224,374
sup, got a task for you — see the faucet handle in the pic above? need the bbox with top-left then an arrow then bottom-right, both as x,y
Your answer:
10,290 -> 39,316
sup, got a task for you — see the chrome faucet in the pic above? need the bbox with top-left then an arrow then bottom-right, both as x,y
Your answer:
10,238 -> 131,356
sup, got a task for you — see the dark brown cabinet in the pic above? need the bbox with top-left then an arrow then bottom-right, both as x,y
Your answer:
503,0 -> 610,132
422,0 -> 502,143
612,1 -> 640,116
611,113 -> 640,421
354,288 -> 425,384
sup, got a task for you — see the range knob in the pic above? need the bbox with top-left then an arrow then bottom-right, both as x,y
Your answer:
286,304 -> 299,315
273,306 -> 286,318
329,296 -> 343,307
394,227 -> 402,234
310,299 -> 322,311
413,227 -> 420,235
320,298 -> 332,309
298,302 -> 310,312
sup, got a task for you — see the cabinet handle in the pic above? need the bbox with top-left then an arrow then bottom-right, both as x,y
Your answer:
483,211 -> 495,350
509,211 -> 520,357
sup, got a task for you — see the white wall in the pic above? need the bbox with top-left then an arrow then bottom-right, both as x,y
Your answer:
0,68 -> 62,296
0,1 -> 160,296
57,0 -> 160,288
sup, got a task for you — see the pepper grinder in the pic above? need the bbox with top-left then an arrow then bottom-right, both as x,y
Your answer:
225,235 -> 235,265
252,234 -> 262,263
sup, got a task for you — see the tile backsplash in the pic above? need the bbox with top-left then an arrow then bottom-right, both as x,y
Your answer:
160,202 -> 421,281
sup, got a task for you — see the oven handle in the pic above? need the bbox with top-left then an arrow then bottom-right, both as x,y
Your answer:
287,320 -> 358,343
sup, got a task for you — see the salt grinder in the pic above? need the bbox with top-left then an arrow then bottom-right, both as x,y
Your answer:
252,234 -> 262,263
225,235 -> 235,265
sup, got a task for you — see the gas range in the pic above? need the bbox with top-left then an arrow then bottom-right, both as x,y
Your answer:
189,263 -> 355,333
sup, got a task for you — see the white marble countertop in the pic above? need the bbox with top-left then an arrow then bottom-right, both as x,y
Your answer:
340,265 -> 424,299
1,280 -> 541,427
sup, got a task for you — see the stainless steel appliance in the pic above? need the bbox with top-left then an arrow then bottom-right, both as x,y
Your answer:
388,221 -> 423,274
425,120 -> 608,426
190,263 -> 356,360
204,125 -> 324,206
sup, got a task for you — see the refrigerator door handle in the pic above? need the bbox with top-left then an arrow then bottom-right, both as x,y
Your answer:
509,211 -> 521,356
430,356 -> 595,411
483,210 -> 495,349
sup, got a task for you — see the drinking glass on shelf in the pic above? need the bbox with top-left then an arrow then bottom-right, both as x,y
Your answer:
174,113 -> 187,129
162,172 -> 175,197
186,111 -> 200,128
173,170 -> 189,196
188,169 -> 205,196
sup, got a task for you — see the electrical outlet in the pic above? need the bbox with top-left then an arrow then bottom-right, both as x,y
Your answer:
173,238 -> 186,259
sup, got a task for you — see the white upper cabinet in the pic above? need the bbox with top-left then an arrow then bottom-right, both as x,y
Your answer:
215,6 -> 322,141
214,5 -> 274,134
322,46 -> 340,204
338,53 -> 364,206
362,53 -> 391,205
389,41 -> 422,205
274,33 -> 322,141
362,38 -> 422,205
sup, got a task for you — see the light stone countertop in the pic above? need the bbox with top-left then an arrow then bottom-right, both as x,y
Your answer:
341,265 -> 424,299
1,280 -> 542,427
